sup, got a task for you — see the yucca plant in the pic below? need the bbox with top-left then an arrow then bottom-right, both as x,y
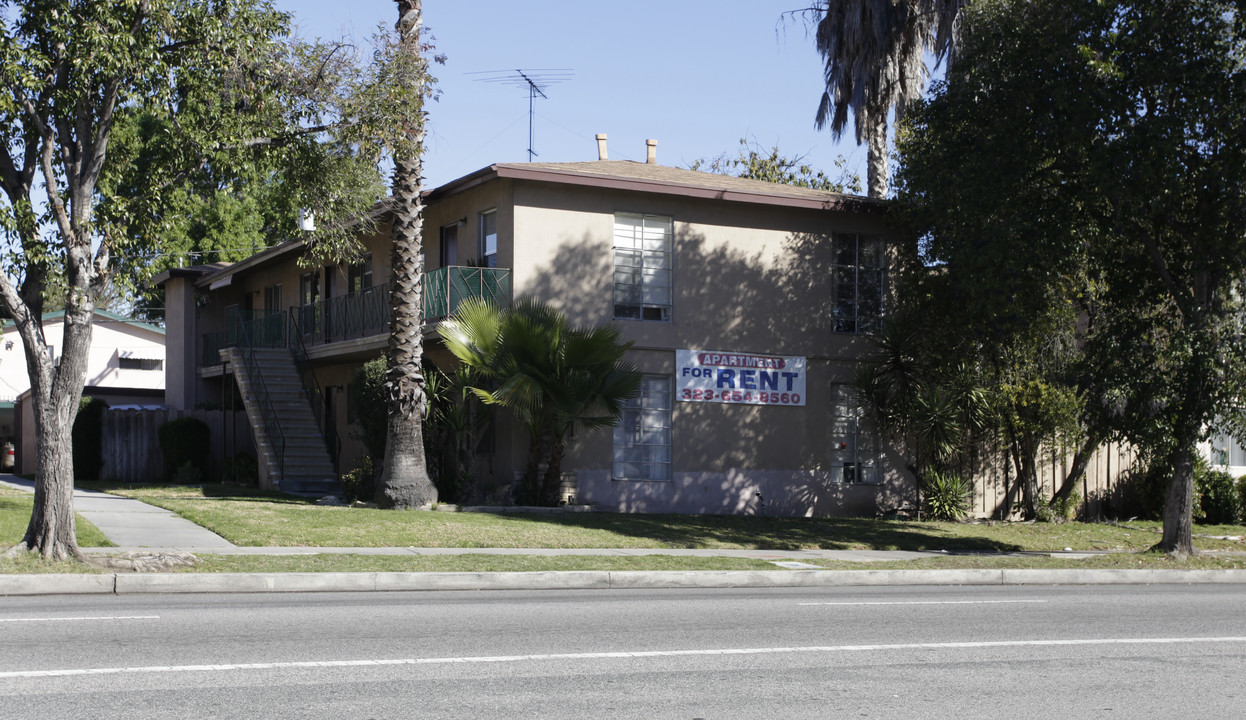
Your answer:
922,470 -> 973,521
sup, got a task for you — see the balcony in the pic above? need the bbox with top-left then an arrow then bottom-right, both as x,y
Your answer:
199,268 -> 512,365
424,266 -> 512,321
201,310 -> 286,367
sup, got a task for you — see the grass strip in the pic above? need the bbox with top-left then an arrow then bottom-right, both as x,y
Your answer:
121,493 -> 1246,552
0,495 -> 114,548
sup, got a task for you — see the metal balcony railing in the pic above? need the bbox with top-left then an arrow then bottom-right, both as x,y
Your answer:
199,267 -> 513,360
201,310 -> 286,366
424,266 -> 512,320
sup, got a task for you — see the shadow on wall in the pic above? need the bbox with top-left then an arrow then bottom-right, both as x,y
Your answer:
519,224 -> 913,517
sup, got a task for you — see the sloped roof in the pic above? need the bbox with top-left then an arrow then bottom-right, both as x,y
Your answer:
429,160 -> 882,213
1,308 -> 165,335
177,159 -> 883,287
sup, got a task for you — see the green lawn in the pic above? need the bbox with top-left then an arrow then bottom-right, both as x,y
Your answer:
86,483 -> 1246,553
0,493 -> 114,549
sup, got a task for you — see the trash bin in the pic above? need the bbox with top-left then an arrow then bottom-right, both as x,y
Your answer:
1,441 -> 14,471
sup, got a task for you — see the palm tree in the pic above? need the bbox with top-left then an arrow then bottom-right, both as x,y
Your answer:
374,0 -> 439,509
439,298 -> 641,506
808,0 -> 964,198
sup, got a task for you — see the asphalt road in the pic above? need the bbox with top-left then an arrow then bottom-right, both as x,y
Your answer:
1,585 -> 1243,719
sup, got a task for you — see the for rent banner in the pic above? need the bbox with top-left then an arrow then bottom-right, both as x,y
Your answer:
675,349 -> 807,406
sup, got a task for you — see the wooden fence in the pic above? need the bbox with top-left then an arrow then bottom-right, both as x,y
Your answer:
100,408 -> 253,483
969,439 -> 1139,520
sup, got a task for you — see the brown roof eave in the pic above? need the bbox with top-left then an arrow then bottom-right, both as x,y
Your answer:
428,163 -> 885,214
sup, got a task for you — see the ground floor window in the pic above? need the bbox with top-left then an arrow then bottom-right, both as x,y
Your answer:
829,384 -> 883,484
1208,433 -> 1246,467
613,374 -> 672,481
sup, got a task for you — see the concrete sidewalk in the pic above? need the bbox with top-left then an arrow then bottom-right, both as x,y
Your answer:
0,476 -> 234,550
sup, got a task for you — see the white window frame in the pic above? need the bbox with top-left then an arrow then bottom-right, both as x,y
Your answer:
478,209 -> 497,268
832,233 -> 884,334
613,374 -> 673,481
613,213 -> 672,322
829,384 -> 883,484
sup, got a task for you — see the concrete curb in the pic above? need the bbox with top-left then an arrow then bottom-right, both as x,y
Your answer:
3,568 -> 1246,596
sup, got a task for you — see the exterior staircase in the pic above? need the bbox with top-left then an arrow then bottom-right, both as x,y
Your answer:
222,346 -> 341,497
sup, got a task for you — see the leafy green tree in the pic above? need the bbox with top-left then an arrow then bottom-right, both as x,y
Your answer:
689,138 -> 861,194
439,298 -> 641,507
895,0 -> 1246,554
0,0 -> 402,559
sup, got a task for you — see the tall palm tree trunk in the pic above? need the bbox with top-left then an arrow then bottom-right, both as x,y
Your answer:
375,0 -> 438,509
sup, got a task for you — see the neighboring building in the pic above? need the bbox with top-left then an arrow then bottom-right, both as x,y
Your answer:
1204,434 -> 1246,478
2,309 -> 166,473
159,138 -> 913,514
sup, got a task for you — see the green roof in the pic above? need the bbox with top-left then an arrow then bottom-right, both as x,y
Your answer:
1,309 -> 164,335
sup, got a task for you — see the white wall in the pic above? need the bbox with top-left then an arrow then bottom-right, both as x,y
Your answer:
0,313 -> 166,403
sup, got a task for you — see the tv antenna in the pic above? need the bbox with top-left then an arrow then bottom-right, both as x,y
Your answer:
469,68 -> 573,161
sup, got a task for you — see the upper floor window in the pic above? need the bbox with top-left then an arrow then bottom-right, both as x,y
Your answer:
299,271 -> 319,307
263,283 -> 282,313
832,234 -> 884,334
348,255 -> 373,295
440,223 -> 459,267
479,209 -> 497,268
613,213 -> 672,322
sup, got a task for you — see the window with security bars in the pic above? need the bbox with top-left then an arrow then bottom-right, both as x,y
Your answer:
829,384 -> 883,484
613,375 -> 672,481
613,213 -> 672,321
832,234 -> 884,334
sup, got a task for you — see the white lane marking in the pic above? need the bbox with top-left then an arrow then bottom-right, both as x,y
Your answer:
2,636 -> 1243,680
798,600 -> 1048,606
0,616 -> 160,624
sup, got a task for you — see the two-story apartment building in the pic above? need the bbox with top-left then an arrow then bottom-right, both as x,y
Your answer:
159,140 -> 913,515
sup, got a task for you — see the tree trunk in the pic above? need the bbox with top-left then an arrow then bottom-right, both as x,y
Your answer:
1051,434 -> 1100,506
517,429 -> 544,506
540,435 -> 567,507
1159,445 -> 1195,557
375,0 -> 438,510
866,107 -> 889,199
5,294 -> 92,561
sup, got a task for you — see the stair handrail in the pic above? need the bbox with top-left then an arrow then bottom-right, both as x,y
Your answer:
287,308 -> 341,475
232,308 -> 286,486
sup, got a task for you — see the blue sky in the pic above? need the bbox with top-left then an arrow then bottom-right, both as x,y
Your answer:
273,0 -> 868,191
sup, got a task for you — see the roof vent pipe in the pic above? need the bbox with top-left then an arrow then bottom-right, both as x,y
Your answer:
595,133 -> 608,161
646,139 -> 658,164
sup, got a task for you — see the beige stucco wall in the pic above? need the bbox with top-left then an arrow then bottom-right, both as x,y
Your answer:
494,181 -> 910,516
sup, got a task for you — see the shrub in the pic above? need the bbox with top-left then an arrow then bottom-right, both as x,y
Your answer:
340,456 -> 375,504
221,451 -> 258,487
1237,476 -> 1246,527
1195,461 -> 1240,525
173,460 -> 203,485
1037,491 -> 1081,523
1112,457 -> 1168,520
922,470 -> 973,521
72,397 -> 107,482
157,416 -> 211,482
349,357 -> 388,462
